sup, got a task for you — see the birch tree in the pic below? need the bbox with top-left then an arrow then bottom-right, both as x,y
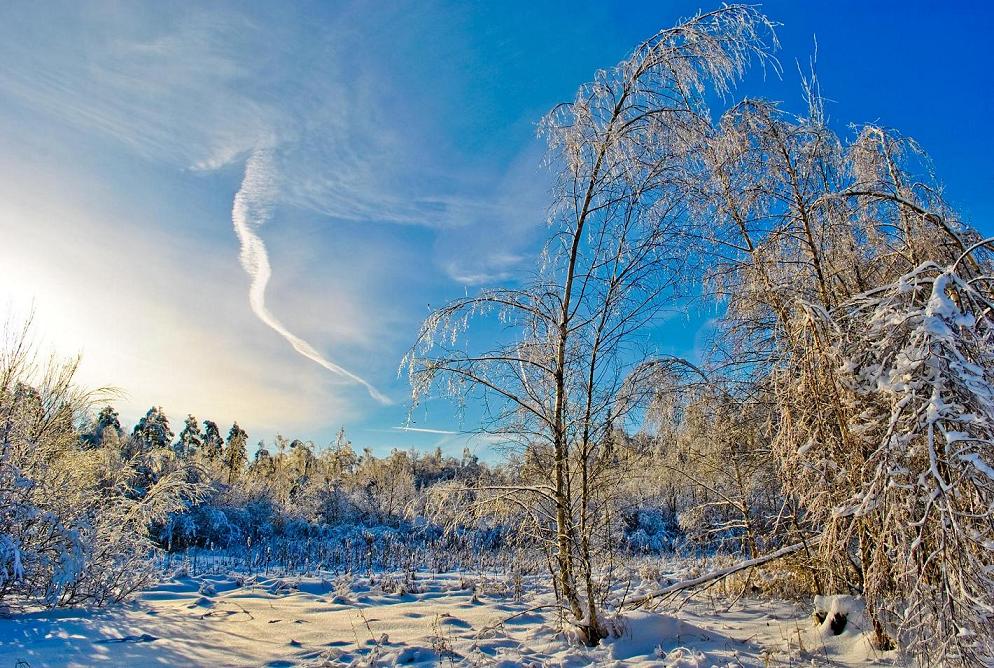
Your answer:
405,5 -> 777,644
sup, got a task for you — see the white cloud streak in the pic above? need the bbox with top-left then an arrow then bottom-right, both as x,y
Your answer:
232,147 -> 391,405
0,3 -> 548,419
392,426 -> 458,435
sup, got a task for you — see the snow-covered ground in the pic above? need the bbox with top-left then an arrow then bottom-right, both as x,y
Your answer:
0,570 -> 899,666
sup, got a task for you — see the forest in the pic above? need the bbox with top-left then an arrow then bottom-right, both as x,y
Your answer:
2,5 -> 993,667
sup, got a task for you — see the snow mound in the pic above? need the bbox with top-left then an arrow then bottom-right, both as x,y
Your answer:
602,611 -> 743,663
788,594 -> 897,665
813,594 -> 867,639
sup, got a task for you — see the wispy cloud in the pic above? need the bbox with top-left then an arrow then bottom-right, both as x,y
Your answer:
233,147 -> 390,404
0,177 -> 356,434
0,3 -> 548,275
392,426 -> 458,435
0,1 -> 549,439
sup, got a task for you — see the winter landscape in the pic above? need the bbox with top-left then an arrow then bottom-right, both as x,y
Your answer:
2,2 -> 993,666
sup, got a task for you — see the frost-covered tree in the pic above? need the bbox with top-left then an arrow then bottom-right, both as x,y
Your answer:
648,379 -> 782,559
287,439 -> 315,478
323,428 -> 359,479
0,319 -> 203,610
224,422 -> 248,485
250,441 -> 275,478
131,406 -> 174,454
689,57 -> 993,660
202,419 -> 223,462
82,404 -> 122,448
175,414 -> 203,458
406,5 -> 777,644
777,261 -> 994,663
355,449 -> 416,522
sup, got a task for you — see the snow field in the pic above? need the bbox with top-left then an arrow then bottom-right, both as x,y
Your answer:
0,570 -> 899,667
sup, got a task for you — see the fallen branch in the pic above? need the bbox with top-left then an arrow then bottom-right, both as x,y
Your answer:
626,541 -> 809,609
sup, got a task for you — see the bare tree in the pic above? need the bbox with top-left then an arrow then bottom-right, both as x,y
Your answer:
405,6 -> 777,644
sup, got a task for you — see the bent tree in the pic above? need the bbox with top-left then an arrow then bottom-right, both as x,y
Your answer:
694,80 -> 994,661
404,6 -> 777,645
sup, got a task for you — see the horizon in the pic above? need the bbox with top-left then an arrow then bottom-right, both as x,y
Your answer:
2,0 -> 992,457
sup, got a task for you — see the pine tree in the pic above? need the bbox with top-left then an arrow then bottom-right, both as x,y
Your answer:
202,420 -> 224,462
82,405 -> 122,448
175,415 -> 203,458
131,406 -> 173,454
224,422 -> 248,484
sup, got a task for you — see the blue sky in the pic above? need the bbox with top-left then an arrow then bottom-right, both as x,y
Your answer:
1,1 -> 991,456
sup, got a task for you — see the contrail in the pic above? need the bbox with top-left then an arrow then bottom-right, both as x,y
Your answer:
392,426 -> 458,435
232,147 -> 391,404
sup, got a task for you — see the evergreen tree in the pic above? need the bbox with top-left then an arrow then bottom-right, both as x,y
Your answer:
251,440 -> 273,477
175,415 -> 203,458
253,440 -> 270,464
131,406 -> 173,453
82,405 -> 122,448
202,420 -> 223,461
224,422 -> 248,484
